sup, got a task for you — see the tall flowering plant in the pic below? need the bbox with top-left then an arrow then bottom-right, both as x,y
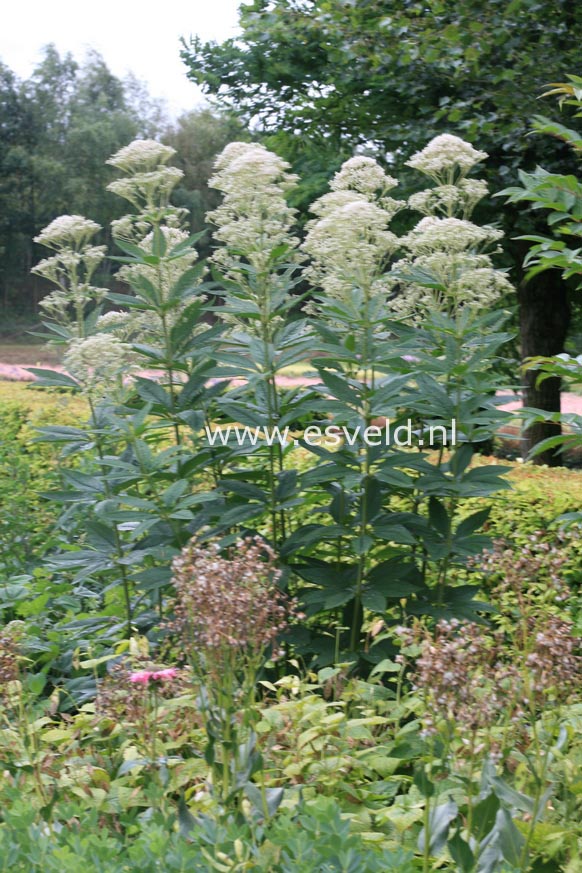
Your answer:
171,535 -> 291,812
277,138 -> 513,665
29,131 -> 516,688
32,214 -> 107,338
202,143 -> 314,548
29,140 -> 223,651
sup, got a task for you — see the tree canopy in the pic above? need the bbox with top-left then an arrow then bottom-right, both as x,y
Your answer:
0,48 -> 247,315
183,0 -> 582,177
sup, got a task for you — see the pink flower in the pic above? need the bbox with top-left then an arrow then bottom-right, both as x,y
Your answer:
151,668 -> 178,681
129,670 -> 154,685
129,667 -> 178,685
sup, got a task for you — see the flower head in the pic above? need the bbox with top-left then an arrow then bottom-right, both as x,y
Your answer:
32,216 -> 107,331
408,179 -> 489,220
34,215 -> 101,250
406,134 -> 487,180
107,167 -> 184,211
303,194 -> 398,300
330,156 -> 398,198
171,535 -> 291,672
207,142 -> 300,278
129,667 -> 179,685
64,334 -> 134,396
107,139 -> 177,174
401,216 -> 501,255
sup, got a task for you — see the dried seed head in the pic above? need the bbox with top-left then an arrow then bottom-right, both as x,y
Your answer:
170,535 -> 291,672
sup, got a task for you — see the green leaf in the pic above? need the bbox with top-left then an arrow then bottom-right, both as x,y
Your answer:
152,225 -> 168,258
178,793 -> 196,837
26,368 -> 80,389
244,782 -> 284,818
456,508 -> 491,538
494,808 -> 525,866
470,792 -> 500,842
490,776 -> 534,814
316,367 -> 362,405
429,497 -> 450,537
448,830 -> 475,872
418,798 -> 458,855
134,377 -> 174,410
413,767 -> 435,798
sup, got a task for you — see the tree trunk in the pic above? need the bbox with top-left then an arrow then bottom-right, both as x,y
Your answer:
518,271 -> 570,465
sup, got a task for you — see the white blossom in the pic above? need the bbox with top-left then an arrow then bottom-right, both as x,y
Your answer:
309,190 -> 371,217
330,156 -> 398,198
64,334 -> 134,396
401,216 -> 502,255
208,141 -> 300,277
405,134 -> 487,180
33,216 -> 107,330
459,178 -> 489,206
211,141 -> 259,172
391,251 -> 513,318
408,179 -> 488,219
106,140 -> 176,174
107,167 -> 183,211
96,311 -> 133,331
303,197 -> 398,300
34,215 -> 101,250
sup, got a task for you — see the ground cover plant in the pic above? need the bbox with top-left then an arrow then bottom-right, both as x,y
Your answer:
2,123 -> 582,872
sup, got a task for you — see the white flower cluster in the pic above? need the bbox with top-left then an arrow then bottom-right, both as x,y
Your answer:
106,139 -> 185,237
107,140 -> 176,174
302,155 -> 403,302
330,156 -> 398,198
64,334 -> 134,397
104,139 -> 203,346
387,134 -> 514,318
303,194 -> 398,301
391,253 -> 514,318
402,216 -> 502,255
96,308 -> 168,344
207,142 -> 300,276
408,179 -> 489,219
95,310 -> 133,332
34,215 -> 102,250
32,215 -> 107,329
107,166 -> 184,213
406,134 -> 487,181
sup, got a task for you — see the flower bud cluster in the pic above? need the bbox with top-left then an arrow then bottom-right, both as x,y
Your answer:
107,139 -> 184,217
32,215 -> 107,329
302,156 -> 403,302
391,134 -> 513,317
207,142 -> 300,278
405,134 -> 487,183
64,334 -> 135,398
399,537 -> 582,744
0,625 -> 21,687
399,619 -> 518,736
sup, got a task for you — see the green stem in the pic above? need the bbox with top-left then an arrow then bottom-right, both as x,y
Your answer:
350,287 -> 373,653
88,398 -> 133,638
160,307 -> 182,452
